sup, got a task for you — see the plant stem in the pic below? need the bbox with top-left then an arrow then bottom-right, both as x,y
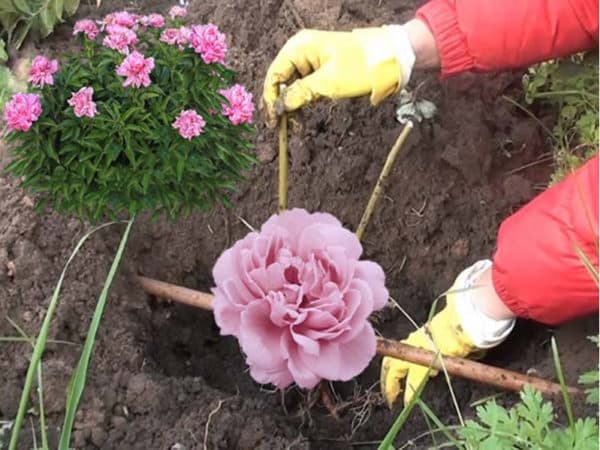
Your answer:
551,337 -> 575,430
278,111 -> 288,212
8,221 -> 122,450
59,217 -> 135,449
356,121 -> 413,241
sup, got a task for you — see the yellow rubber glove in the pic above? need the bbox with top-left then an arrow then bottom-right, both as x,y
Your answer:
380,295 -> 479,408
380,260 -> 516,408
262,27 -> 413,127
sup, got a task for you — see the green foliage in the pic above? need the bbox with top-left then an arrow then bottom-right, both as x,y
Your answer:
458,386 -> 599,450
5,18 -> 255,221
523,54 -> 598,183
579,336 -> 599,406
0,0 -> 80,49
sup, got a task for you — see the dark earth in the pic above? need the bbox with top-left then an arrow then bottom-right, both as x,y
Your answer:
0,0 -> 597,449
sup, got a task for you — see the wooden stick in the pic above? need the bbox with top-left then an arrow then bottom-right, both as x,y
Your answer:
278,86 -> 289,213
376,338 -> 582,398
355,121 -> 413,241
136,275 -> 583,398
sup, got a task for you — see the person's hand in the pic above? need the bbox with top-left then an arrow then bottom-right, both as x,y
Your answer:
262,26 -> 416,127
380,260 -> 516,408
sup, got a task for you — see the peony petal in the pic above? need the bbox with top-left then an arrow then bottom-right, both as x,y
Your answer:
290,324 -> 320,355
240,301 -> 286,370
354,261 -> 389,310
299,341 -> 342,380
298,223 -> 362,261
333,323 -> 377,381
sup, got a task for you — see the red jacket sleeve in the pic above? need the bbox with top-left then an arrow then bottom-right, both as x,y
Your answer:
492,156 -> 599,325
416,0 -> 599,76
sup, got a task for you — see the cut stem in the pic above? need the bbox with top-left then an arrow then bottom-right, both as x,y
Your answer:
136,276 -> 583,399
356,121 -> 413,241
278,88 -> 289,213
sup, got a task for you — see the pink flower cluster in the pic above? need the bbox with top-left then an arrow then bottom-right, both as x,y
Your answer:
28,56 -> 59,88
172,109 -> 206,140
4,93 -> 42,132
160,27 -> 190,48
140,13 -> 165,28
212,209 -> 388,389
190,24 -> 227,64
169,6 -> 187,19
103,24 -> 138,54
116,51 -> 155,88
103,11 -> 138,28
73,19 -> 99,40
219,85 -> 254,125
68,87 -> 97,118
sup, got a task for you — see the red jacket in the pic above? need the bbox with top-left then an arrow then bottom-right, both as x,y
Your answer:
417,0 -> 599,325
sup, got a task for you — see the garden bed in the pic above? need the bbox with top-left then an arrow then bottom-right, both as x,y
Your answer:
0,0 -> 597,448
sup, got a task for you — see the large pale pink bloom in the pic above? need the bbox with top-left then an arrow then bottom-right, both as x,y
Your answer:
212,209 -> 388,389
189,24 -> 227,64
68,87 -> 97,118
103,24 -> 138,54
116,51 -> 155,88
73,19 -> 99,40
140,13 -> 165,28
169,6 -> 187,19
4,93 -> 42,132
28,56 -> 59,88
103,11 -> 138,28
219,84 -> 254,125
172,109 -> 206,140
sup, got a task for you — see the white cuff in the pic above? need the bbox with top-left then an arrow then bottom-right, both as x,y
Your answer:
453,259 -> 516,349
383,25 -> 416,89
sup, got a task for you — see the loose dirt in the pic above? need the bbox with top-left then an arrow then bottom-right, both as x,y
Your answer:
0,0 -> 597,449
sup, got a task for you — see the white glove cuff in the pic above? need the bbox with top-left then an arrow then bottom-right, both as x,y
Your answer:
383,25 -> 416,89
454,259 -> 516,349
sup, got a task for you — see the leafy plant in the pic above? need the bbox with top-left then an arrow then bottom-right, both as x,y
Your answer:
457,386 -> 599,450
579,336 -> 599,406
4,12 -> 255,221
523,53 -> 598,183
0,0 -> 80,49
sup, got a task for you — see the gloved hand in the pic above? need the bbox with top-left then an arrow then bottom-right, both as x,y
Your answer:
380,260 -> 516,408
262,26 -> 416,127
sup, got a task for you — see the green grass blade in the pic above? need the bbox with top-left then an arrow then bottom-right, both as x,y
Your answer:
8,221 -> 122,450
416,399 -> 464,448
59,218 -> 135,450
551,337 -> 575,429
378,377 -> 427,450
37,363 -> 48,450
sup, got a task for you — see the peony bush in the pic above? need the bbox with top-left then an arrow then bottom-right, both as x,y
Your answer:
212,208 -> 388,388
4,7 -> 255,221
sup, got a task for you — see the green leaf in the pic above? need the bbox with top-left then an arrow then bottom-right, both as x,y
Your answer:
38,7 -> 57,37
63,0 -> 79,16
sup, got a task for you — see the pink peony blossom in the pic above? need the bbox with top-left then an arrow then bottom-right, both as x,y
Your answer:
212,209 -> 388,389
103,11 -> 138,28
4,93 -> 42,132
73,19 -> 99,40
103,24 -> 138,54
169,6 -> 187,19
28,56 -> 59,88
160,28 -> 180,45
172,109 -> 206,140
116,51 -> 155,88
219,84 -> 254,125
189,24 -> 227,64
177,26 -> 192,48
140,13 -> 165,28
68,87 -> 97,118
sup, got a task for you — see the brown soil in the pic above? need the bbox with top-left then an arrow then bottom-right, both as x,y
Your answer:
0,0 -> 597,449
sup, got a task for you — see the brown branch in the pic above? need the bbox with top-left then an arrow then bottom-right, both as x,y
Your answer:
136,276 -> 583,398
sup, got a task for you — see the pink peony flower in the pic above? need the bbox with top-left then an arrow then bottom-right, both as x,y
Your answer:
140,13 -> 165,28
103,11 -> 138,28
189,24 -> 227,64
73,19 -> 99,40
172,109 -> 206,140
28,56 -> 59,88
68,87 -> 97,118
169,6 -> 187,19
177,26 -> 192,48
160,28 -> 180,45
116,51 -> 155,88
4,93 -> 42,132
212,209 -> 388,389
103,24 -> 138,54
219,84 -> 254,125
